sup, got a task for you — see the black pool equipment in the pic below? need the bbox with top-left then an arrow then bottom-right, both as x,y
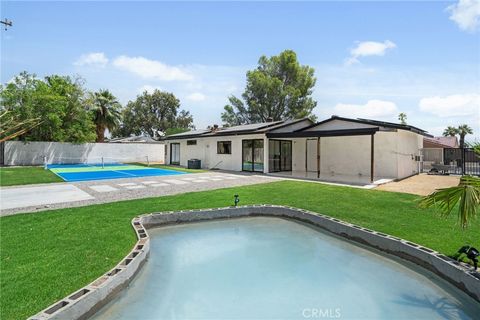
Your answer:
234,194 -> 240,207
457,245 -> 479,270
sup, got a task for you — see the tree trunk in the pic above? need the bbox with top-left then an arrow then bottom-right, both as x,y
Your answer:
460,134 -> 465,149
96,124 -> 105,143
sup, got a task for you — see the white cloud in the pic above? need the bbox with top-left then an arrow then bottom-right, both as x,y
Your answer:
112,55 -> 193,81
419,93 -> 480,117
345,40 -> 396,65
447,0 -> 480,32
186,92 -> 206,101
74,52 -> 109,67
333,100 -> 398,118
137,85 -> 163,94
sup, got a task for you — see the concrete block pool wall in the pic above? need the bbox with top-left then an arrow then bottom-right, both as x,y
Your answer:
28,205 -> 480,319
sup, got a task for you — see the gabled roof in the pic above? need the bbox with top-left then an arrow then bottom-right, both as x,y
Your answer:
297,116 -> 431,137
163,118 -> 313,140
164,115 -> 431,140
424,136 -> 458,148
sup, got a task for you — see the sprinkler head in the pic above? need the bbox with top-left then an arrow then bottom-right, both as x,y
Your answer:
234,194 -> 240,207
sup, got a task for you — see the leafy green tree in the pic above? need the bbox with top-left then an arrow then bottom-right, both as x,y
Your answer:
0,110 -> 41,142
113,89 -> 194,139
88,89 -> 122,142
0,72 -> 96,143
398,112 -> 407,125
221,50 -> 317,126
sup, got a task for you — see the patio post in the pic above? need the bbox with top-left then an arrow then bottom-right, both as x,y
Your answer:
370,134 -> 375,183
317,137 -> 320,178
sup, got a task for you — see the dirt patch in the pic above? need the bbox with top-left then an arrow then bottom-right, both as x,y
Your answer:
375,174 -> 460,196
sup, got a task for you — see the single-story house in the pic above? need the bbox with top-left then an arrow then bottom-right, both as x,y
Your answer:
423,136 -> 458,149
421,136 -> 459,172
164,116 -> 430,184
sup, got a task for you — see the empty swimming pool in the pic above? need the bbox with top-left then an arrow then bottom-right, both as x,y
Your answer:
92,217 -> 480,319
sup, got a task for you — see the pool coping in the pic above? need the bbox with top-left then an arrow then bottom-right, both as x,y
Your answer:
28,205 -> 480,319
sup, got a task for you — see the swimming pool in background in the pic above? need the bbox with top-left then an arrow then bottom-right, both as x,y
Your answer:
92,217 -> 480,319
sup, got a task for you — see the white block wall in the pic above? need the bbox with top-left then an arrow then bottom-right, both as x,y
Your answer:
3,141 -> 165,166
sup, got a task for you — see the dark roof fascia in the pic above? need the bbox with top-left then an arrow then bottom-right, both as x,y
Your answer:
164,119 -> 305,140
163,130 -> 268,140
163,133 -> 210,141
267,128 -> 379,138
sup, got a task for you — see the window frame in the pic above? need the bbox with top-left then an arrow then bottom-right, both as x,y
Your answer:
217,141 -> 232,155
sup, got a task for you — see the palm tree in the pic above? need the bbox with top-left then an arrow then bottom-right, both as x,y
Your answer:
420,143 -> 480,229
443,126 -> 459,138
419,175 -> 479,229
89,90 -> 122,142
457,124 -> 473,149
398,113 -> 407,125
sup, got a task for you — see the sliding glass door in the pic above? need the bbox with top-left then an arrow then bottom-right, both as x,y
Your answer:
242,139 -> 264,172
269,140 -> 292,172
170,143 -> 180,165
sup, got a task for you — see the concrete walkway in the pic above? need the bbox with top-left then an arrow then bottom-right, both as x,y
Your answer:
0,184 -> 94,210
0,171 -> 281,216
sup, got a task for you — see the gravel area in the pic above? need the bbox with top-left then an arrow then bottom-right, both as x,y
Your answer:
1,171 -> 283,216
375,173 -> 460,196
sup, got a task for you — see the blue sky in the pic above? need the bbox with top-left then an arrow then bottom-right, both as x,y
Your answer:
2,1 -> 479,139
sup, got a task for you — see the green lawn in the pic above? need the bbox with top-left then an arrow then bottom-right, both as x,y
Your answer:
1,180 -> 478,319
0,166 -> 63,187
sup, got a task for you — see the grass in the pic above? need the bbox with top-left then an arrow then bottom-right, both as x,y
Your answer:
0,166 -> 63,187
1,180 -> 479,319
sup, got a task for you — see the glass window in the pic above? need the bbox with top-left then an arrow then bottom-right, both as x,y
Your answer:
217,141 -> 232,154
187,140 -> 197,145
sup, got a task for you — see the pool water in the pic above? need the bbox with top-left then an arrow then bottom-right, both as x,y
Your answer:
92,217 -> 480,319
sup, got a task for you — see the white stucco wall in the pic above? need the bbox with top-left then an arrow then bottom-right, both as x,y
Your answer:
165,128 -> 423,181
395,130 -> 423,178
165,134 -> 268,172
289,130 -> 422,182
4,141 -> 165,166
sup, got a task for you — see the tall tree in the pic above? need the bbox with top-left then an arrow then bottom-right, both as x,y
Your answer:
221,50 -> 317,126
89,90 -> 122,142
0,72 -> 96,143
443,126 -> 459,138
443,125 -> 473,149
398,112 -> 407,125
113,89 -> 194,139
457,124 -> 473,149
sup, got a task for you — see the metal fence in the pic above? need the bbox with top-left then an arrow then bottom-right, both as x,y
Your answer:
421,148 -> 480,175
